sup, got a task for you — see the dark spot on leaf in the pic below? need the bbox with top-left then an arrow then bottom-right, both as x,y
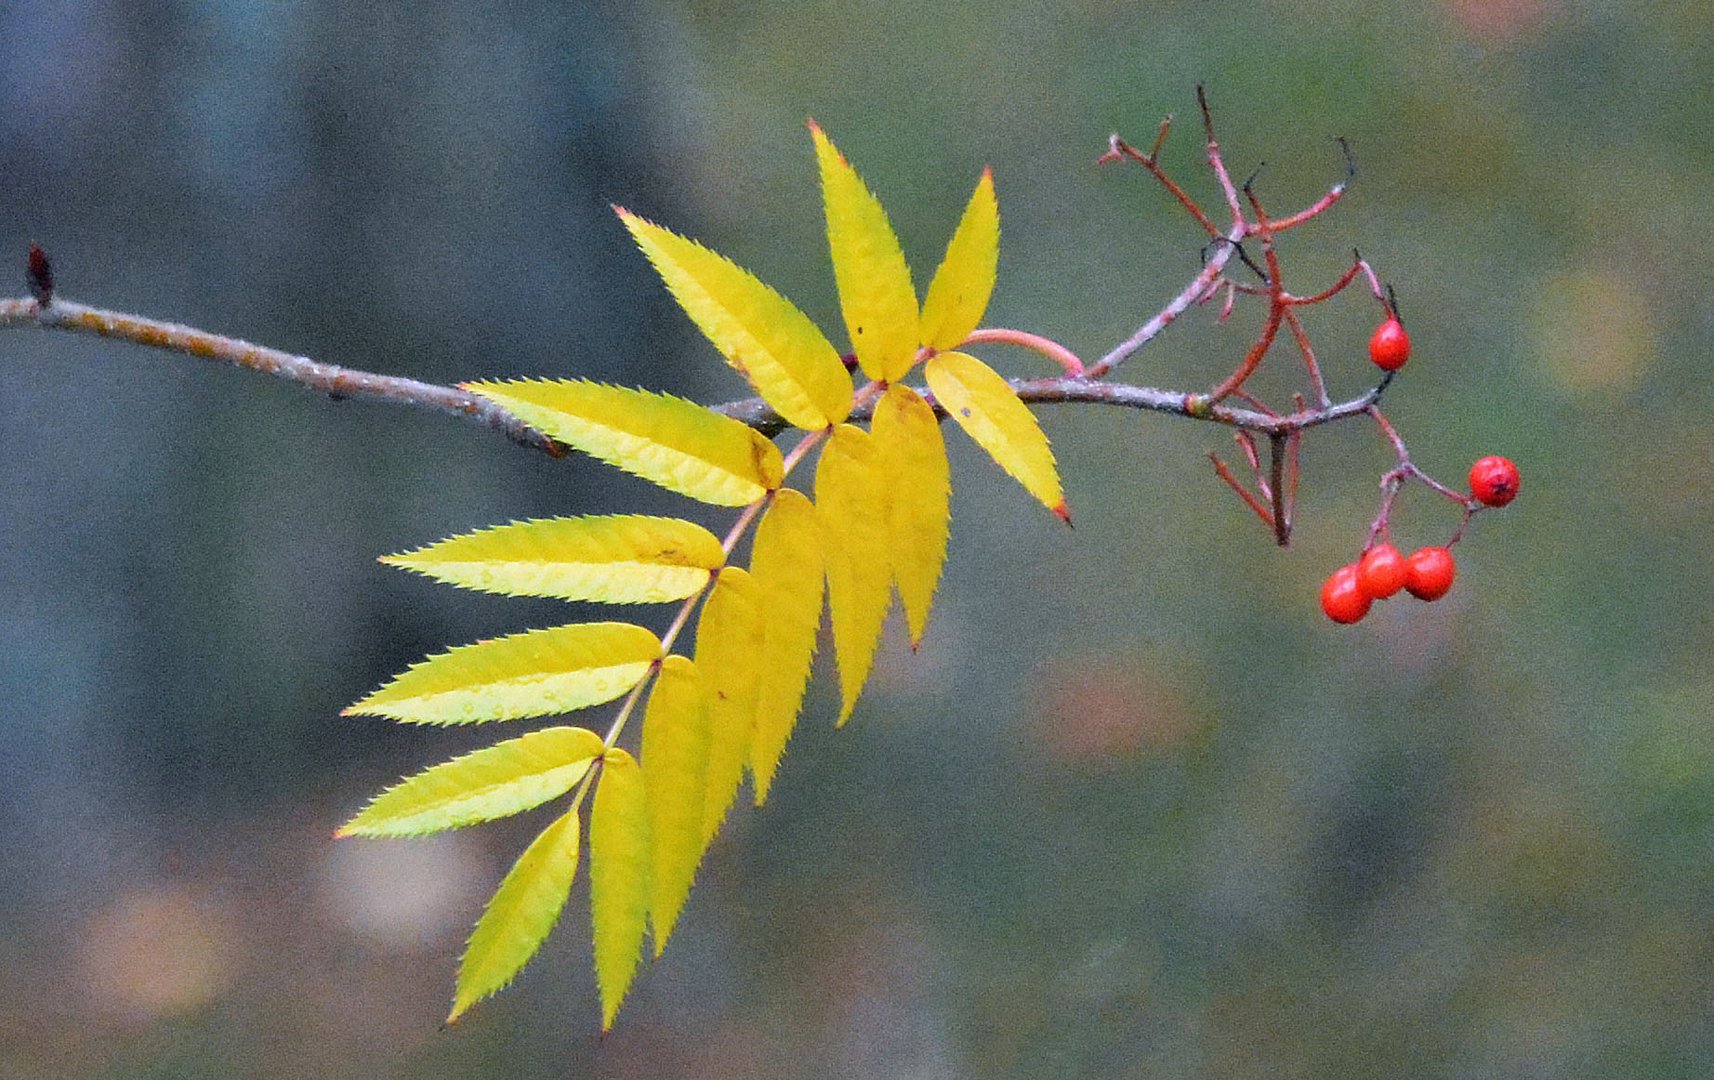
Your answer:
855,326 -> 864,335
960,407 -> 972,418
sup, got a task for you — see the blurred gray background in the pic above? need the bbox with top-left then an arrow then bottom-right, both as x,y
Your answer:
3,2 -> 1712,1077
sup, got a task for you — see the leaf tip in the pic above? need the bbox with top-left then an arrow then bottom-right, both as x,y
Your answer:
807,119 -> 843,162
1053,501 -> 1073,526
600,1002 -> 623,1034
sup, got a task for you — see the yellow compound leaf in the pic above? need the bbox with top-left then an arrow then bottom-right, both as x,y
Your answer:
465,379 -> 783,507
816,425 -> 892,725
873,386 -> 950,647
640,655 -> 710,954
590,748 -> 649,1032
344,622 -> 661,726
616,208 -> 853,430
919,168 -> 999,351
337,726 -> 605,838
810,122 -> 919,382
380,515 -> 725,604
924,351 -> 1068,521
746,489 -> 824,804
694,567 -> 764,841
448,807 -> 581,1025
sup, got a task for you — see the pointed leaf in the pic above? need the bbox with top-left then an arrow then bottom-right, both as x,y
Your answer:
816,425 -> 892,724
924,351 -> 1067,520
640,655 -> 710,953
448,807 -> 581,1024
466,380 -> 783,506
694,567 -> 764,840
810,122 -> 919,382
873,385 -> 950,646
747,489 -> 824,804
617,208 -> 852,430
590,748 -> 649,1031
344,622 -> 661,725
337,726 -> 604,838
919,168 -> 999,351
381,515 -> 725,604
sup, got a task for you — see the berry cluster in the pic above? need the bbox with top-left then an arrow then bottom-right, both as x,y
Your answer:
1321,444 -> 1520,625
1320,543 -> 1455,624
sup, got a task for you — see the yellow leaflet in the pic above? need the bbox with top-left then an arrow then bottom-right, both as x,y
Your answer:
380,515 -> 725,604
617,208 -> 853,430
919,168 -> 999,351
344,622 -> 660,726
810,122 -> 919,382
590,748 -> 649,1032
694,566 -> 764,841
924,351 -> 1068,521
448,807 -> 580,1025
816,425 -> 893,725
640,655 -> 710,954
746,489 -> 824,805
337,726 -> 604,838
873,386 -> 950,647
465,380 -> 783,507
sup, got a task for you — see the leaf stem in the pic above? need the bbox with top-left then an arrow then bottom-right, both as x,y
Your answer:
593,413 -> 843,755
959,327 -> 1085,376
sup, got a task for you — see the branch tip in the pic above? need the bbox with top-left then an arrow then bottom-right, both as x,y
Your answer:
1148,115 -> 1172,161
26,243 -> 52,306
1335,136 -> 1356,180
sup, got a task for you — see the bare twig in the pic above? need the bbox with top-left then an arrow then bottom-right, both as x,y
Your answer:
1084,225 -> 1242,380
1208,452 -> 1275,529
0,296 -> 568,457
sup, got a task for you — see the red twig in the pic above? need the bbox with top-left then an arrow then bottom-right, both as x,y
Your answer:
1100,130 -> 1219,239
1280,306 -> 1331,408
1208,452 -> 1275,529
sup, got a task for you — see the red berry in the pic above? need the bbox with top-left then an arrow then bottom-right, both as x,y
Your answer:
1468,455 -> 1520,508
1368,317 -> 1410,372
1356,543 -> 1407,600
1321,564 -> 1372,624
1404,546 -> 1456,601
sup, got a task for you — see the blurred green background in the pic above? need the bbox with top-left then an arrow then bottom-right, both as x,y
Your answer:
3,2 -> 1711,1077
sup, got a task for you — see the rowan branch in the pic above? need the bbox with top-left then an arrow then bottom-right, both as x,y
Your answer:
0,294 -> 1386,451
